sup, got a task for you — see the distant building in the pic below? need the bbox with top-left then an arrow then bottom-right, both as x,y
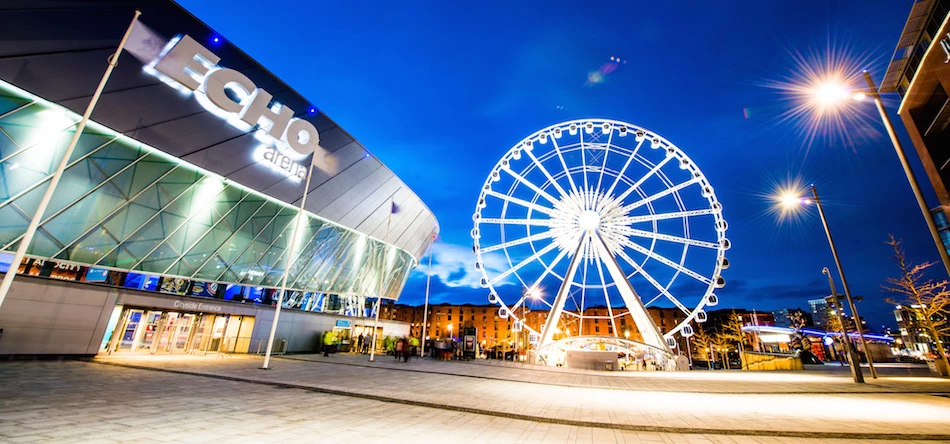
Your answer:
894,304 -> 950,357
807,298 -> 830,329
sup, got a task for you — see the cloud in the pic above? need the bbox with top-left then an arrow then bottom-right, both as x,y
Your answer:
408,241 -> 513,289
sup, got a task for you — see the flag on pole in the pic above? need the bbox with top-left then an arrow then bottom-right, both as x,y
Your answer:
391,201 -> 400,214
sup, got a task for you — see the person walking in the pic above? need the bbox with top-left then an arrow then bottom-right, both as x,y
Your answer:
356,333 -> 364,354
394,337 -> 405,361
323,330 -> 335,357
409,336 -> 420,361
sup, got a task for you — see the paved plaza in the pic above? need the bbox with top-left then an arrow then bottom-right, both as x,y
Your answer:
1,354 -> 949,443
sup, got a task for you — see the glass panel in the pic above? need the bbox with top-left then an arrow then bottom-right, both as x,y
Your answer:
0,88 -> 32,118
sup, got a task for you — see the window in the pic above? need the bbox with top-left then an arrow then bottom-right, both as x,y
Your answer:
448,315 -> 452,321
595,326 -> 600,333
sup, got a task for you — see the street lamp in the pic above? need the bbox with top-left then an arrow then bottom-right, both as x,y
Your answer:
805,71 -> 950,278
778,184 -> 877,380
447,323 -> 453,341
822,267 -> 864,384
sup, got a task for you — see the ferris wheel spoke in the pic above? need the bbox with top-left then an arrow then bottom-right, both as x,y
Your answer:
614,209 -> 716,225
524,147 -> 570,199
484,189 -> 557,217
478,217 -> 560,227
551,136 -> 579,194
621,178 -> 701,213
488,240 -> 559,286
478,230 -> 556,254
615,236 -> 712,284
501,166 -> 562,206
594,130 -> 612,195
603,138 -> 645,203
617,226 -> 719,249
614,156 -> 675,204
614,248 -> 691,315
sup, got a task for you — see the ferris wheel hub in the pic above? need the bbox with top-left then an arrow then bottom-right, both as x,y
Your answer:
578,210 -> 601,231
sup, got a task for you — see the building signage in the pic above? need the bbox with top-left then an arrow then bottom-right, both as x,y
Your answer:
335,319 -> 351,328
146,35 -> 318,180
173,300 -> 223,312
942,32 -> 950,64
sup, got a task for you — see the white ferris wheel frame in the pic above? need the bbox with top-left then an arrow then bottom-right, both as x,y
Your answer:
471,119 -> 729,350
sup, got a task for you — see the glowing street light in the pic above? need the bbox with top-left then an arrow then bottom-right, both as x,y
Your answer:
800,69 -> 950,278
776,183 -> 877,381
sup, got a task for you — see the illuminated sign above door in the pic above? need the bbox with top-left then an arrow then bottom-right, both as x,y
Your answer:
145,35 -> 318,180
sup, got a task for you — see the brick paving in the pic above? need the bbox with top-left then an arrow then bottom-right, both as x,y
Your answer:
0,355 -> 948,443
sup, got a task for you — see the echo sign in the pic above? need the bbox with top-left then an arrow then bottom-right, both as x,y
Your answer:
146,35 -> 317,178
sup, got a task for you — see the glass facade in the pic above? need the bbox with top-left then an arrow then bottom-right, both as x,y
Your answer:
0,79 -> 415,300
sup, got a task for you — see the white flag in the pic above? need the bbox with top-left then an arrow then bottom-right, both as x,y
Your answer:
124,20 -> 166,63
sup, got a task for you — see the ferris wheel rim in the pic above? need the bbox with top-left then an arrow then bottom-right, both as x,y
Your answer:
472,119 -> 728,340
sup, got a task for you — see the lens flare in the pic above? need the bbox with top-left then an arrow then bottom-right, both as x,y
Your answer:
763,40 -> 884,155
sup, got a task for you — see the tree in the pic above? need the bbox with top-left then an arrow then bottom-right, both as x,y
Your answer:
884,236 -> 950,374
689,325 -> 713,364
710,329 -> 732,369
719,310 -> 747,369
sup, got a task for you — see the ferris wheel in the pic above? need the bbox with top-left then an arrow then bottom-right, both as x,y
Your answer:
471,119 -> 729,353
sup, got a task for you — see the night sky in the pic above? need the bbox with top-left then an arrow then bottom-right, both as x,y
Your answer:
177,0 -> 936,330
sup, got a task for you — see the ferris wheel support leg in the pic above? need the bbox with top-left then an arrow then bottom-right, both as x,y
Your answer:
593,233 -> 671,354
538,237 -> 587,350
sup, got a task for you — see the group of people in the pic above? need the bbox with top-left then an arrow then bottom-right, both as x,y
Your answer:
390,336 -> 420,362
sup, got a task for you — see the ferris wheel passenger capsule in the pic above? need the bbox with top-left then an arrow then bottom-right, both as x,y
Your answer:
635,130 -> 645,141
488,292 -> 499,304
679,159 -> 690,169
480,277 -> 489,288
696,310 -> 708,323
471,228 -> 480,239
569,123 -> 578,135
719,257 -> 730,269
619,126 -> 628,136
477,198 -> 487,209
682,325 -> 695,337
490,171 -> 500,182
707,294 -> 719,306
701,186 -> 713,198
474,261 -> 482,270
512,149 -> 521,160
715,220 -> 728,232
585,122 -> 594,134
665,147 -> 675,158
720,238 -> 731,250
711,202 -> 723,212
666,337 -> 677,349
525,140 -> 533,151
651,137 -> 661,148
539,132 -> 548,144
602,122 -> 611,133
553,127 -> 562,138
498,307 -> 509,319
714,275 -> 726,288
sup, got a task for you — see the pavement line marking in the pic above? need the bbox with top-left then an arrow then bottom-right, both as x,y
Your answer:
278,355 -> 950,395
86,359 -> 950,441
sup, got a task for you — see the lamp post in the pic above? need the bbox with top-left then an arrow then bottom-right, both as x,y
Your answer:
822,267 -> 864,383
806,70 -> 950,277
778,184 -> 877,379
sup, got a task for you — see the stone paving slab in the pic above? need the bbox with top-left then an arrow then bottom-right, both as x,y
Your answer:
282,353 -> 950,394
82,354 -> 950,440
5,360 -> 937,443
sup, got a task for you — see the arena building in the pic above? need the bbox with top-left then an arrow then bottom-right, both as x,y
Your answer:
0,0 -> 438,356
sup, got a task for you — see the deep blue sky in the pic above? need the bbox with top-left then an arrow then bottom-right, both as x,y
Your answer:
178,0 -> 935,330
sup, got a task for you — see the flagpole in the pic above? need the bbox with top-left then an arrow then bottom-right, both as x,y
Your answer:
0,10 -> 141,311
262,156 -> 316,369
369,195 -> 397,362
420,234 -> 435,358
